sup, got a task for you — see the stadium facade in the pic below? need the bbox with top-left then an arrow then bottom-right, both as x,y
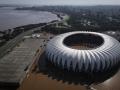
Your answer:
45,31 -> 120,72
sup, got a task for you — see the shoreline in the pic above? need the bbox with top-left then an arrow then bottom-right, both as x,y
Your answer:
0,9 -> 64,46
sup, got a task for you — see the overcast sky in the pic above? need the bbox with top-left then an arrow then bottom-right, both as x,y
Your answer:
0,0 -> 120,5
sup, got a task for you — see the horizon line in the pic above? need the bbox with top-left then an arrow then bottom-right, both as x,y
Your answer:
1,4 -> 120,7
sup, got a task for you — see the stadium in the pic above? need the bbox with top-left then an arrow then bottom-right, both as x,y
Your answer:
45,31 -> 120,73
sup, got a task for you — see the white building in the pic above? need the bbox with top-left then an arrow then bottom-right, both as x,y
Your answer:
45,31 -> 120,73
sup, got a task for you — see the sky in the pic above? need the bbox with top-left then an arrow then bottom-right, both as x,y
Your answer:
0,0 -> 120,6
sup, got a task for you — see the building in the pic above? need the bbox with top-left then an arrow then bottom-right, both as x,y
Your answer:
45,31 -> 120,73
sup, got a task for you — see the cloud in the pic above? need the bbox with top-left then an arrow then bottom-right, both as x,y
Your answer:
0,0 -> 120,5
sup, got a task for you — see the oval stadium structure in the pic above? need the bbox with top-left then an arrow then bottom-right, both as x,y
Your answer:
45,31 -> 120,73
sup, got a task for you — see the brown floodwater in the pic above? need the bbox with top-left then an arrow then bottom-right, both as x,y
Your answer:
18,52 -> 120,90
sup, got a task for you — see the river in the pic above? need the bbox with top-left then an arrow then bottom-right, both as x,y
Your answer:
0,7 -> 60,31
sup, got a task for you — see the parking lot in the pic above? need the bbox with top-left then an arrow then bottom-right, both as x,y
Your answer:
0,33 -> 53,87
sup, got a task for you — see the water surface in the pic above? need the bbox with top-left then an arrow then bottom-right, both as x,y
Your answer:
0,7 -> 60,31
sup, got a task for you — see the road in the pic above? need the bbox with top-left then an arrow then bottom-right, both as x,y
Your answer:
0,20 -> 64,58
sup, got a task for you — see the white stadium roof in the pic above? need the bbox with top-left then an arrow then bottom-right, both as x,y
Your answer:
45,31 -> 120,72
